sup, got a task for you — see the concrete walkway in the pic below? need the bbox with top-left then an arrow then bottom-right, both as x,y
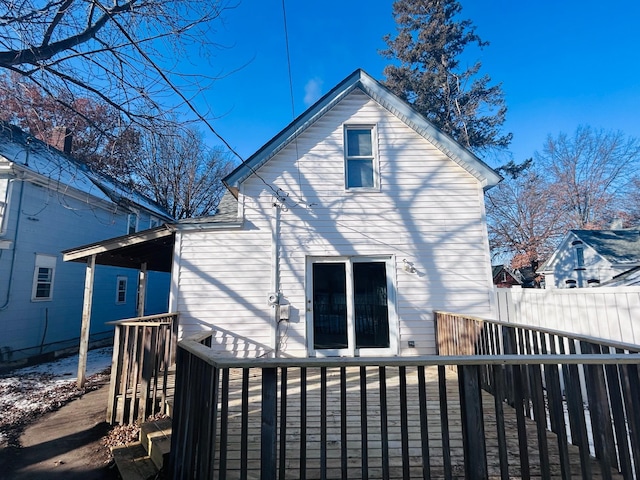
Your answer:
0,379 -> 118,479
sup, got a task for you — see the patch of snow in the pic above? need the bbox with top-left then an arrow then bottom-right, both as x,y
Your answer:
0,347 -> 112,447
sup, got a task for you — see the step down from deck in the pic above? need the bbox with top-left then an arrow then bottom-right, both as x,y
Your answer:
111,442 -> 158,480
111,417 -> 172,480
140,417 -> 172,471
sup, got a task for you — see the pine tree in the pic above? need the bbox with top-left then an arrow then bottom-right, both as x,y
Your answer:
381,0 -> 511,152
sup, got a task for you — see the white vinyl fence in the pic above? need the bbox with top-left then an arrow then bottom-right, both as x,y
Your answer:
494,286 -> 640,347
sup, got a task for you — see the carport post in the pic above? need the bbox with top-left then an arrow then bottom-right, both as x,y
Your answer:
137,261 -> 147,317
77,254 -> 96,388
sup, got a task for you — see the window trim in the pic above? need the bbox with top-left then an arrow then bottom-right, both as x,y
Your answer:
31,254 -> 56,301
343,125 -> 380,191
116,276 -> 128,304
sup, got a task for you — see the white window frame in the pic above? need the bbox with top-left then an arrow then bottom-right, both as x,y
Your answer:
149,217 -> 160,229
31,254 -> 56,301
116,276 -> 128,304
305,255 -> 398,357
127,212 -> 138,234
343,125 -> 379,191
0,177 -> 13,236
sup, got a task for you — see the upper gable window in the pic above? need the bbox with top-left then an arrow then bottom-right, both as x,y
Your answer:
344,126 -> 378,190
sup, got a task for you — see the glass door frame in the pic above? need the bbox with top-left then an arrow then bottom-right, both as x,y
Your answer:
305,255 -> 398,357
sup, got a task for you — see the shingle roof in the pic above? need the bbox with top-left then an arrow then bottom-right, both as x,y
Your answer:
0,122 -> 171,219
176,190 -> 239,226
573,229 -> 640,264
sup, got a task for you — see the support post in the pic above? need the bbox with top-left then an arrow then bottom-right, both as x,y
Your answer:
137,261 -> 147,317
77,254 -> 96,388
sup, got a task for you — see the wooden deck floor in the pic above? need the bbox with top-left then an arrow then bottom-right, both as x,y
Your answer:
202,366 -> 623,480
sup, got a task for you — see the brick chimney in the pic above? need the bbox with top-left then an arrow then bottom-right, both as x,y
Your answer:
50,127 -> 73,154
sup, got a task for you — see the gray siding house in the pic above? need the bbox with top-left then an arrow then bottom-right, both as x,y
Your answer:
0,123 -> 172,365
539,229 -> 640,288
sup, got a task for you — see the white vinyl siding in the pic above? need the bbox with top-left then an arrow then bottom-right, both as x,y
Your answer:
174,90 -> 494,357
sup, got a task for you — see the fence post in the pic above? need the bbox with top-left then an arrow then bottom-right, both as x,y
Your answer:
262,367 -> 278,479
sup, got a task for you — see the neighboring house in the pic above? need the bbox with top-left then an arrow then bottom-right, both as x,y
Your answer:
538,229 -> 640,288
492,264 -> 522,288
0,122 -> 172,365
64,69 -> 502,358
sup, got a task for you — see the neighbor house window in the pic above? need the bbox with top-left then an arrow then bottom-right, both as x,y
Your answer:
128,213 -> 138,234
576,246 -> 584,268
116,276 -> 127,304
149,217 -> 160,229
0,178 -> 8,234
32,254 -> 56,301
344,126 -> 377,189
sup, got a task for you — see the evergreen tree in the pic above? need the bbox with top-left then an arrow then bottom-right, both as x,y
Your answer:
381,0 -> 511,152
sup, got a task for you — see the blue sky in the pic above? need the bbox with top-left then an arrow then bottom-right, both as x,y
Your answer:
196,1 -> 640,168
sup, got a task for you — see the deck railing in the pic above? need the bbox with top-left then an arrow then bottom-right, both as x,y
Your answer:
169,321 -> 640,480
106,312 -> 178,425
436,311 -> 640,480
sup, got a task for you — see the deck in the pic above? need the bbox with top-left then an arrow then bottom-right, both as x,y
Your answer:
207,366 -> 621,480
106,312 -> 640,479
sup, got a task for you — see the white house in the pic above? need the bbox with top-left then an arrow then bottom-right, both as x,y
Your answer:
0,122 -> 172,365
538,229 -> 640,288
167,69 -> 502,357
63,70 -> 501,358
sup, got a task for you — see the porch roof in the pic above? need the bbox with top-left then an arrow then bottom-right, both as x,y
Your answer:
62,225 -> 175,272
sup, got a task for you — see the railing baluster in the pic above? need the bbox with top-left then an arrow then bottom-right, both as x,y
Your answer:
219,367 -> 230,479
417,365 -> 431,480
279,368 -> 288,480
399,366 -> 410,479
261,367 -> 278,480
300,367 -> 307,480
320,367 -> 328,480
490,363 -> 509,480
544,336 -> 572,479
379,366 -> 390,480
359,366 -> 369,479
619,362 -> 640,477
340,367 -> 348,480
438,365 -> 452,480
512,361 -> 530,480
240,368 -> 249,480
582,342 -> 615,480
458,364 -> 488,480
566,340 -> 593,478
604,359 -> 633,478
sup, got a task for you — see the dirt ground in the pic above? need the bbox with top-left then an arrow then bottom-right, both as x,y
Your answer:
0,377 -> 121,479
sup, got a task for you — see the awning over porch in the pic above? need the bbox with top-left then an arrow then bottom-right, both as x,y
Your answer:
62,225 -> 176,387
62,225 -> 176,272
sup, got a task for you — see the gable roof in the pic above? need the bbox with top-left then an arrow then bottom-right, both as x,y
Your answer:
572,229 -> 640,265
223,69 -> 502,193
539,229 -> 640,272
0,122 -> 172,220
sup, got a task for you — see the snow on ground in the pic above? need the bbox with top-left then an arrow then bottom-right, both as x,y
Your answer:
0,347 -> 113,447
